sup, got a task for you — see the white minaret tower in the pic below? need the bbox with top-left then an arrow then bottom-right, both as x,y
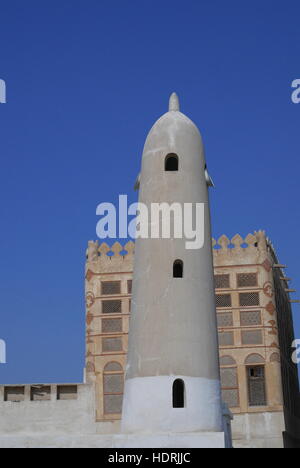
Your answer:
121,93 -> 226,447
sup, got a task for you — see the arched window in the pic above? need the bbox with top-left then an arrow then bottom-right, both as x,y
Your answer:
173,379 -> 185,408
165,153 -> 178,171
173,260 -> 183,278
103,362 -> 124,415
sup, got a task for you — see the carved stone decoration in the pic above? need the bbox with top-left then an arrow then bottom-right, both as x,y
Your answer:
270,352 -> 280,363
218,235 -> 230,250
268,320 -> 277,336
86,269 -> 94,282
231,234 -> 243,249
262,258 -> 272,272
111,242 -> 123,257
263,281 -> 274,298
86,362 -> 95,373
266,301 -> 275,315
87,241 -> 99,262
86,292 -> 95,309
86,312 -> 93,326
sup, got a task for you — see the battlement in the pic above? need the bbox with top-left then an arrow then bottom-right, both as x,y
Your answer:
212,231 -> 280,268
86,231 -> 276,269
86,241 -> 135,274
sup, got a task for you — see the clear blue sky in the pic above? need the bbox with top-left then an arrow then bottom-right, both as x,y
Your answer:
0,0 -> 299,384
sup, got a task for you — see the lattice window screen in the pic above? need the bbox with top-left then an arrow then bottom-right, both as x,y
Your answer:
239,292 -> 260,307
218,331 -> 234,347
104,394 -> 123,414
102,318 -> 122,333
237,273 -> 258,288
216,294 -> 232,308
240,310 -> 262,326
221,368 -> 238,388
215,274 -> 230,289
102,300 -> 122,314
101,281 -> 121,295
102,338 -> 123,352
241,330 -> 263,345
247,366 -> 267,406
222,389 -> 239,408
217,312 -> 233,328
104,374 -> 124,393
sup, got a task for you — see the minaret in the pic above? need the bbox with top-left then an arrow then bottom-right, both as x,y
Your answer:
122,93 -> 223,437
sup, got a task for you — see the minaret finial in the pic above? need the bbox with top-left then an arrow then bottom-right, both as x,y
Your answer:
169,92 -> 180,112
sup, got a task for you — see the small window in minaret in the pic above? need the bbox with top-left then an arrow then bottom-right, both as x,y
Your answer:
173,379 -> 185,408
165,153 -> 178,171
173,260 -> 183,278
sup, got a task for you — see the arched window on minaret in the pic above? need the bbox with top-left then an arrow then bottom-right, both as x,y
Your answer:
173,379 -> 185,408
173,259 -> 183,278
165,153 -> 179,171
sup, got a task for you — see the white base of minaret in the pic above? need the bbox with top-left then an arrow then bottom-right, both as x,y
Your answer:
121,376 -> 223,434
114,432 -> 227,448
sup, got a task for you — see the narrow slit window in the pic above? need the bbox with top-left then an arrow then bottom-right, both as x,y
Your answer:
173,260 -> 183,278
165,153 -> 179,171
173,379 -> 185,408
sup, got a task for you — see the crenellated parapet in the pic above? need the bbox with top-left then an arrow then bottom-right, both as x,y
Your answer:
212,231 -> 272,267
86,240 -> 135,274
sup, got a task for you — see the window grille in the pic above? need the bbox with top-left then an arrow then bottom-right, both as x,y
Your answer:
247,366 -> 267,406
103,362 -> 124,415
102,318 -> 122,333
101,281 -> 121,295
102,337 -> 123,352
237,273 -> 258,288
220,367 -> 239,408
221,367 -> 238,388
240,310 -> 261,326
222,389 -> 239,408
102,300 -> 122,314
217,312 -> 233,328
104,395 -> 123,414
241,330 -> 263,345
239,292 -> 260,307
215,274 -> 230,289
216,294 -> 232,308
218,331 -> 234,347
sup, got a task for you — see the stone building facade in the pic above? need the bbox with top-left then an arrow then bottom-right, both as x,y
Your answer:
84,231 -> 300,448
0,231 -> 299,448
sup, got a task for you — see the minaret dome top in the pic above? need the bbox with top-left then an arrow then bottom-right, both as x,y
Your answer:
169,92 -> 180,112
